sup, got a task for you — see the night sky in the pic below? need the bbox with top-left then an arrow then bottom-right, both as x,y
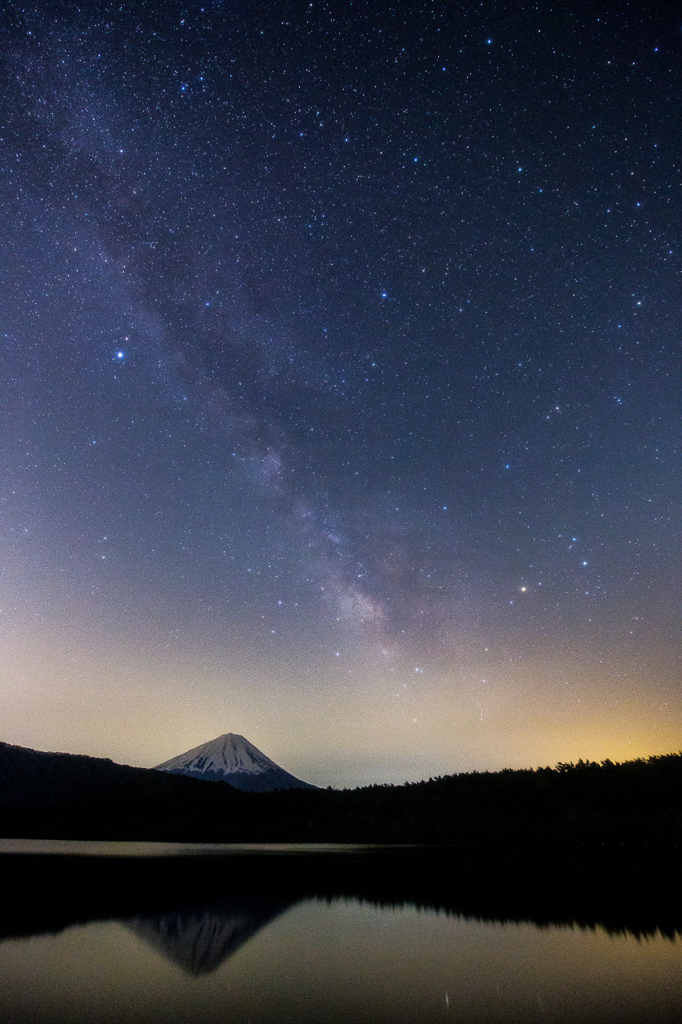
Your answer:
1,1 -> 680,788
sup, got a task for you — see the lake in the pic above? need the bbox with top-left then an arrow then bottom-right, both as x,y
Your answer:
1,840 -> 681,1023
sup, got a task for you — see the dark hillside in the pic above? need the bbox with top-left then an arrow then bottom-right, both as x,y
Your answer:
0,741 -> 246,840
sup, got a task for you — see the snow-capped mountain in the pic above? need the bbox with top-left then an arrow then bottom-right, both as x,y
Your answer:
154,733 -> 317,793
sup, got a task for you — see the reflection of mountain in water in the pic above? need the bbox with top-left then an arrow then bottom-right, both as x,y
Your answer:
127,896 -> 298,975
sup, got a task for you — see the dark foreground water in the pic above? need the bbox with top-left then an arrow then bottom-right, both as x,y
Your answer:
1,840 -> 681,1024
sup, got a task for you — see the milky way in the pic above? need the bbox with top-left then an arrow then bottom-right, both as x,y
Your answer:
0,2 -> 680,785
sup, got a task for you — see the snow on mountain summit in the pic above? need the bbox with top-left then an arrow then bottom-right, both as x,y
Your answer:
154,733 -> 317,793
156,734 -> 278,776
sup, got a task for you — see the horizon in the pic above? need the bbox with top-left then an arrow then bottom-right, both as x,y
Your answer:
1,2 -> 680,790
3,731 -> 681,792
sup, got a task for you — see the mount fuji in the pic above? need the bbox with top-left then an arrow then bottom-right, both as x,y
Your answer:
154,734 -> 318,793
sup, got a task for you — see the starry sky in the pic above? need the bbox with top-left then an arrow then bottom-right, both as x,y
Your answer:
0,1 -> 680,788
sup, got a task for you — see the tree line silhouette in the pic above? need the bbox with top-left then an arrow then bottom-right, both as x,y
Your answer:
1,740 -> 681,848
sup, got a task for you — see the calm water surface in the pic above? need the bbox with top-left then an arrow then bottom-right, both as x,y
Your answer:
1,841 -> 680,1024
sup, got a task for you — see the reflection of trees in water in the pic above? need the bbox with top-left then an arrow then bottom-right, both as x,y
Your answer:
126,896 -> 299,975
125,890 -> 682,978
1,848 -> 682,949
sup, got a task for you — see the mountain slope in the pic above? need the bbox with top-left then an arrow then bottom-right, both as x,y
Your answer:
154,733 -> 317,792
0,740 -> 210,809
0,739 -> 245,841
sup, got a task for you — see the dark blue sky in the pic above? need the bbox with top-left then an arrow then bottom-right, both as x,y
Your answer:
0,1 -> 680,784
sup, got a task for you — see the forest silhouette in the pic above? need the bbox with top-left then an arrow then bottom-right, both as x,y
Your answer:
1,740 -> 681,849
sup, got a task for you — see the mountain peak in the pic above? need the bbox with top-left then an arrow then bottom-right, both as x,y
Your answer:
154,734 -> 317,793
